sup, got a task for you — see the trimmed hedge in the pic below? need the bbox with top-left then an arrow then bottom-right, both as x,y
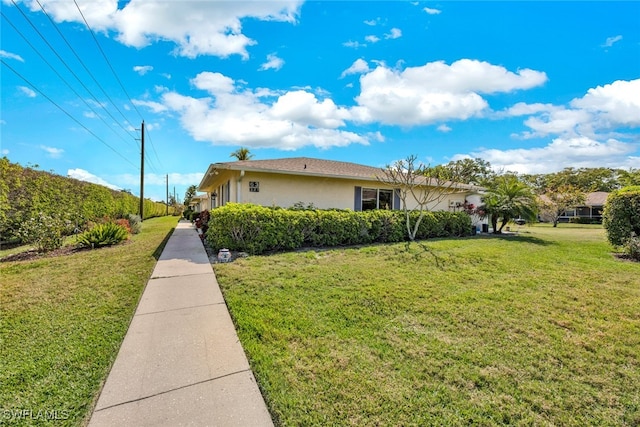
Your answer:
205,203 -> 472,255
1,158 -> 172,243
603,186 -> 640,246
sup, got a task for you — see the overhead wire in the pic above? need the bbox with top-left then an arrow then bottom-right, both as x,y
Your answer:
73,0 -> 164,172
1,58 -> 139,170
0,10 -> 138,152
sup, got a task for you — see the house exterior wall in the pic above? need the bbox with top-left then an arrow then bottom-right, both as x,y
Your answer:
204,170 -> 472,212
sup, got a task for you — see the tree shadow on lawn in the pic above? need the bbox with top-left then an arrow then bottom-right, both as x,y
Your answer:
474,232 -> 552,246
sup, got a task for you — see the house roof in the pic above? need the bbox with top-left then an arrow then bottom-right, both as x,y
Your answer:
198,157 -> 481,192
585,191 -> 609,206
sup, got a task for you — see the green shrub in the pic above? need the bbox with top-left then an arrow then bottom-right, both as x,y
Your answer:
126,214 -> 142,234
603,187 -> 640,246
205,204 -> 472,255
623,234 -> 640,261
17,212 -> 68,252
77,222 -> 129,248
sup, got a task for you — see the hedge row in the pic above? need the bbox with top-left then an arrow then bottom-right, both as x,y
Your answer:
1,158 -> 172,242
603,186 -> 640,246
205,203 -> 472,255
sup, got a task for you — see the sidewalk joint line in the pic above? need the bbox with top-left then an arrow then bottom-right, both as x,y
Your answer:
136,302 -> 226,316
150,271 -> 214,280
93,369 -> 252,413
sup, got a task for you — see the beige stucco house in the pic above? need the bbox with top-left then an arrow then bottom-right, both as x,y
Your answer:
197,157 -> 485,220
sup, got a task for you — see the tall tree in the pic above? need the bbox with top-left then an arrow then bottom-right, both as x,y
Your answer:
440,157 -> 495,187
183,184 -> 197,207
230,147 -> 254,161
481,175 -> 538,233
538,185 -> 586,227
378,155 -> 467,241
618,168 -> 640,187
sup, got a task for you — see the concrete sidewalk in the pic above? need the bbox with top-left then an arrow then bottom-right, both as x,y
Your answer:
88,220 -> 273,427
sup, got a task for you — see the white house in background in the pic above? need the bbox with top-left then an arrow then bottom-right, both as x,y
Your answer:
198,157 -> 486,222
188,194 -> 209,213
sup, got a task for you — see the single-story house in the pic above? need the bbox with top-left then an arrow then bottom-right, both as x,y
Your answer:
197,157 -> 486,222
558,191 -> 609,223
188,194 -> 209,213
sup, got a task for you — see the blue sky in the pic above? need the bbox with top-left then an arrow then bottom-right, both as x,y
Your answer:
1,1 -> 639,202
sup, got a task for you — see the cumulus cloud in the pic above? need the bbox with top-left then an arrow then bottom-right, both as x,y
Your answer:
18,86 -> 36,98
385,28 -> 402,39
40,145 -> 63,158
137,71 -> 371,150
133,65 -> 153,75
352,59 -> 547,126
602,35 -> 622,48
365,35 -> 380,43
340,58 -> 370,78
22,0 -> 303,58
68,168 -> 120,190
457,78 -> 640,174
0,50 -> 24,62
424,7 -> 442,15
437,124 -> 452,132
259,53 -> 285,71
343,40 -> 366,49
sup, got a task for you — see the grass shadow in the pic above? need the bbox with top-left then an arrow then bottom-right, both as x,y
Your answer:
152,227 -> 175,260
476,233 -> 553,246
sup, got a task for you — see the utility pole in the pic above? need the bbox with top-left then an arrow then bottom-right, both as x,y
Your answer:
166,174 -> 169,216
139,121 -> 145,222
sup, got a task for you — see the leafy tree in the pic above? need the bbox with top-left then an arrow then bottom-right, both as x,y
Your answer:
378,155 -> 467,241
183,185 -> 197,206
440,157 -> 495,187
618,168 -> 640,187
481,175 -> 538,233
230,147 -> 254,161
538,185 -> 586,227
522,167 -> 621,193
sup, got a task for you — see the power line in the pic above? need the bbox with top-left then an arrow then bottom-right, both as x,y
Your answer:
33,0 -> 140,143
7,0 -> 138,143
72,0 -> 164,170
1,59 -> 139,170
1,10 -> 137,151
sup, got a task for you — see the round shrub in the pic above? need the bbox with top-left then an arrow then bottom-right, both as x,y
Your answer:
603,186 -> 640,246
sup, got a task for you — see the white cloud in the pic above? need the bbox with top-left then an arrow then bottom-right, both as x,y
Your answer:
68,168 -> 121,190
0,50 -> 24,62
571,79 -> 640,126
340,58 -> 370,78
365,35 -> 380,43
133,65 -> 153,75
364,19 -> 378,26
424,7 -> 442,15
1,149 -> 9,155
132,99 -> 169,113
343,40 -> 366,49
602,35 -> 622,48
18,86 -> 36,98
138,71 -> 370,151
467,137 -> 637,174
161,73 -> 172,80
385,28 -> 402,39
40,145 -> 64,158
259,53 -> 285,71
24,0 -> 303,58
352,59 -> 547,126
84,111 -> 97,119
456,78 -> 640,174
437,124 -> 452,132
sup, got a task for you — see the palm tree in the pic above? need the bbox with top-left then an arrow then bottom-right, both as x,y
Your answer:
481,175 -> 537,233
230,147 -> 254,161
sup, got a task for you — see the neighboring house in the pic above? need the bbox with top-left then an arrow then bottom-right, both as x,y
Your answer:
197,157 -> 485,219
188,194 -> 209,213
559,191 -> 609,223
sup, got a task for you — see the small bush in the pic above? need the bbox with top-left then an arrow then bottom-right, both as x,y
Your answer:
115,218 -> 132,234
126,214 -> 142,234
17,212 -> 68,252
623,234 -> 640,261
77,222 -> 129,248
603,187 -> 640,246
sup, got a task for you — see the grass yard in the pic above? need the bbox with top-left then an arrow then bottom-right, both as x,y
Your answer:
0,216 -> 178,426
215,224 -> 640,426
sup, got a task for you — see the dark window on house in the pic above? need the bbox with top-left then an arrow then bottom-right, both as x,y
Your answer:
361,188 -> 393,210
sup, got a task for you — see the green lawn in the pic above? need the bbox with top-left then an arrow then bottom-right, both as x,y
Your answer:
215,224 -> 640,426
0,216 -> 178,426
